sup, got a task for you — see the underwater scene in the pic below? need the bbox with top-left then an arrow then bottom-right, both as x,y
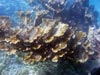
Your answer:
0,0 -> 100,75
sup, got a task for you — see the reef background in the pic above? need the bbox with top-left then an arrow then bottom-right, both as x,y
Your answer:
0,0 -> 100,75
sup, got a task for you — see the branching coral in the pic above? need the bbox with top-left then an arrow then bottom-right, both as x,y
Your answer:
0,15 -> 93,64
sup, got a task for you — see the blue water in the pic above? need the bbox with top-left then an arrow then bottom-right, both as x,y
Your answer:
89,0 -> 100,24
0,0 -> 32,24
0,0 -> 32,15
90,0 -> 100,13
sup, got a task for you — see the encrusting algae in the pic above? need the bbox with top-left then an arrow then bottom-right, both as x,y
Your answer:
0,15 -> 94,64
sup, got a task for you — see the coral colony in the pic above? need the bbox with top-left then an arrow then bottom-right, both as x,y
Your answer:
0,0 -> 99,63
0,0 -> 100,72
0,16 -> 91,63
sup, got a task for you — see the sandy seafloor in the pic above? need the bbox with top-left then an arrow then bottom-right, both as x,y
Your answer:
0,0 -> 100,75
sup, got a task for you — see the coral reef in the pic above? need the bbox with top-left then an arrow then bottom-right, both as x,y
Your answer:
0,16 -> 93,64
0,0 -> 100,75
0,0 -> 99,64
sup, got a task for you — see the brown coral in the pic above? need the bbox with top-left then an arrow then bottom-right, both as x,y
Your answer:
0,15 -> 93,64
